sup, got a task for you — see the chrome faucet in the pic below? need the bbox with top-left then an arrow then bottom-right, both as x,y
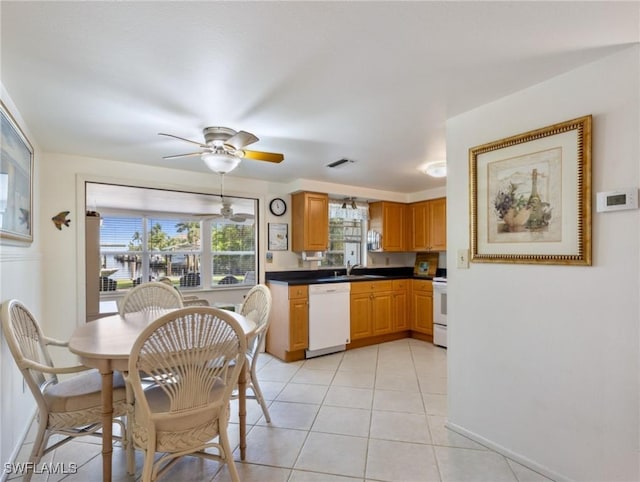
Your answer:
346,261 -> 361,276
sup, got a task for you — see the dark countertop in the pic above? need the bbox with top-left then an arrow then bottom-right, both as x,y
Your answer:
265,267 -> 445,286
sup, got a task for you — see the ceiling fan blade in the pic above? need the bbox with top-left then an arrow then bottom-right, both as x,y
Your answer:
162,151 -> 203,160
224,131 -> 259,150
241,150 -> 284,163
158,132 -> 207,148
233,212 -> 255,219
229,215 -> 255,224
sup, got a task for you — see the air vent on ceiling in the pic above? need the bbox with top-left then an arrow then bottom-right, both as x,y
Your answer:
326,158 -> 354,168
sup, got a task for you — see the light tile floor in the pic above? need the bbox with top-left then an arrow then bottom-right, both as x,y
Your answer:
10,339 -> 554,481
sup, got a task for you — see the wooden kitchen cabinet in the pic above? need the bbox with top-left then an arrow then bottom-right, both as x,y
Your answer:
350,280 -> 394,340
372,288 -> 393,335
428,197 -> 447,251
411,279 -> 433,337
368,201 -> 406,251
392,279 -> 409,331
350,290 -> 373,340
266,283 -> 309,361
291,191 -> 329,252
408,198 -> 446,251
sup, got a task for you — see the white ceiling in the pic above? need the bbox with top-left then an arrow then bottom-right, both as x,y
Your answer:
2,1 -> 638,194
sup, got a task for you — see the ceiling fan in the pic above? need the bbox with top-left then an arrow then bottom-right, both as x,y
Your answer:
194,198 -> 255,223
159,126 -> 284,174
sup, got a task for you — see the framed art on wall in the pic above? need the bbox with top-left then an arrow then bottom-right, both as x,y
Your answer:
469,115 -> 592,265
1,100 -> 33,244
268,222 -> 288,251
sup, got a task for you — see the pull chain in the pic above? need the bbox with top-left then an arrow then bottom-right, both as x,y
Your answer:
219,173 -> 225,203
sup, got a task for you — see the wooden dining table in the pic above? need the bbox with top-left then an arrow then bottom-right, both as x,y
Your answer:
68,308 -> 256,482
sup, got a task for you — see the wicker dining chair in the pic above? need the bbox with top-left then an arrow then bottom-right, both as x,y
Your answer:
236,284 -> 273,422
119,281 -> 184,316
0,299 -> 128,481
125,307 -> 247,482
157,277 -> 210,306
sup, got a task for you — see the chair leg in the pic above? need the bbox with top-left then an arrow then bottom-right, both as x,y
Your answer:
140,448 -> 155,482
25,418 -> 49,481
249,358 -> 271,423
219,425 -> 240,482
124,379 -> 135,475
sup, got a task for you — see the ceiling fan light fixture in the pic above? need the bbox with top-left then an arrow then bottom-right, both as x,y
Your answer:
422,161 -> 447,178
201,152 -> 241,174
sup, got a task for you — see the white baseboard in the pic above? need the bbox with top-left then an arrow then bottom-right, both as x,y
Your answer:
1,409 -> 37,482
445,420 -> 570,482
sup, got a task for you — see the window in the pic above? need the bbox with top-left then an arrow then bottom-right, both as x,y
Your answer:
87,183 -> 257,292
210,220 -> 255,286
321,200 -> 368,268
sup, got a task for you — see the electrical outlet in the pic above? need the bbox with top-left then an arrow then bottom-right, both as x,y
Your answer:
457,248 -> 469,269
385,257 -> 390,266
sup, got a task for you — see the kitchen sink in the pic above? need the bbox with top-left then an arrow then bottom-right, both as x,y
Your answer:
315,274 -> 387,282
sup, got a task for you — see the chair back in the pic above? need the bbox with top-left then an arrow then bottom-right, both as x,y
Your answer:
0,300 -> 57,406
119,281 -> 183,316
157,276 -> 173,287
157,276 -> 210,306
128,307 -> 246,419
239,284 -> 272,355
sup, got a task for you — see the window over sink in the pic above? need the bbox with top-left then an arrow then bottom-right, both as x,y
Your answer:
321,200 -> 368,268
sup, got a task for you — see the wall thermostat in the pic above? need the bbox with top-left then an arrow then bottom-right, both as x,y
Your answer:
596,188 -> 638,212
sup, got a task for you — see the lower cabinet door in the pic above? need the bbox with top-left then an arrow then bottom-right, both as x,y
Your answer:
350,293 -> 372,340
372,292 -> 393,335
289,299 -> 309,350
412,291 -> 433,335
393,290 -> 409,331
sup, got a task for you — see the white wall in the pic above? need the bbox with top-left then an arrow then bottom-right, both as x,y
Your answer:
446,46 -> 639,481
0,88 -> 43,473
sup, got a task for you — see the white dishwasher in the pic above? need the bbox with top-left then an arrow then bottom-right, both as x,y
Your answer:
306,282 -> 351,358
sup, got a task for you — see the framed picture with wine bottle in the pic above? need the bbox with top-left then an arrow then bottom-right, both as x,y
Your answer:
469,115 -> 592,265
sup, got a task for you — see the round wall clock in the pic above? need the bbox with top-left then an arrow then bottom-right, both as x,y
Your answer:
269,198 -> 287,216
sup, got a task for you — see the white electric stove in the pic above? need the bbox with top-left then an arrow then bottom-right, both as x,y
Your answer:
432,277 -> 447,348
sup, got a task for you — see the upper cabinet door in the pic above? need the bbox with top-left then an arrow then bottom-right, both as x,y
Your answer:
369,201 -> 406,252
428,197 -> 446,251
408,201 -> 429,251
408,198 -> 446,252
292,191 -> 329,251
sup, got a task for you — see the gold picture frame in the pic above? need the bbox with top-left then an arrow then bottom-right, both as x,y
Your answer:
469,115 -> 591,265
1,100 -> 33,244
